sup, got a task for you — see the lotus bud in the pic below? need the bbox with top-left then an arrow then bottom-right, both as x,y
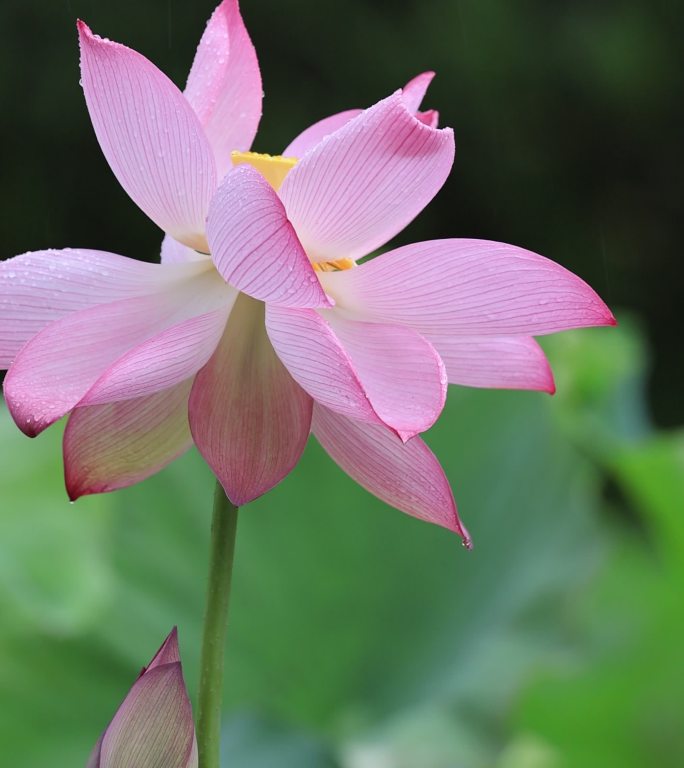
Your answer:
86,628 -> 197,768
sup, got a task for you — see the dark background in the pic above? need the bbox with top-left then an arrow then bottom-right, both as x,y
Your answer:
1,0 -> 681,425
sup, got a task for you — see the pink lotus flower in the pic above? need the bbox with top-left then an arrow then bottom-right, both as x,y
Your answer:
0,1 -> 614,544
87,628 -> 197,768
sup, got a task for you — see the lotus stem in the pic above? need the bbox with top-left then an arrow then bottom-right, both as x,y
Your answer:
197,482 -> 238,768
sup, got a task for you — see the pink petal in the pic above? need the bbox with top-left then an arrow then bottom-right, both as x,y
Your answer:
265,305 -> 382,426
79,301 -> 234,406
429,334 -> 555,392
184,0 -> 262,174
161,235 -> 208,264
0,249 -> 202,368
283,109 -> 362,158
206,164 -> 330,307
189,295 -> 312,505
312,404 -> 470,542
78,21 -> 217,250
100,665 -> 195,768
266,305 -> 445,437
279,93 -> 454,262
4,269 -> 232,436
416,109 -> 439,128
325,312 -> 447,440
64,380 -> 193,500
322,239 -> 616,336
401,70 -> 435,113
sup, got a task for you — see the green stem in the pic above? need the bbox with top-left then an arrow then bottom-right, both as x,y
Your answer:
197,482 -> 239,768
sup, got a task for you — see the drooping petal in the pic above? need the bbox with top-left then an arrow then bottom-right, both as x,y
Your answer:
282,109 -> 362,158
279,93 -> 454,262
324,312 -> 447,440
321,239 -> 616,336
429,334 -> 555,392
160,235 -> 208,264
190,295 -> 312,505
4,269 -> 232,436
206,164 -> 330,307
78,21 -> 217,250
64,380 -> 193,500
265,305 -> 381,426
401,70 -> 434,113
265,305 -> 444,437
79,304 -> 233,406
0,249 -> 205,368
312,404 -> 470,542
99,665 -> 195,768
184,0 -> 262,174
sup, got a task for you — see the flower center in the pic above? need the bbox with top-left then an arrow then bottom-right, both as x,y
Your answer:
230,150 -> 355,273
231,150 -> 297,191
312,259 -> 355,272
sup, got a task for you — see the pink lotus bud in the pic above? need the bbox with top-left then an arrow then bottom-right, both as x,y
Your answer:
86,628 -> 197,768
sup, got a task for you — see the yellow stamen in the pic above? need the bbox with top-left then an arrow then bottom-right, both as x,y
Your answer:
231,150 -> 298,191
312,258 -> 356,272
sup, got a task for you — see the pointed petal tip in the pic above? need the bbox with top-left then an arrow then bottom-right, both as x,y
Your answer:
64,459 -> 106,500
403,70 -> 436,90
2,392 -> 47,438
65,476 -> 107,501
542,358 -> 556,395
446,503 -> 471,547
213,474 -> 272,507
146,626 -> 181,671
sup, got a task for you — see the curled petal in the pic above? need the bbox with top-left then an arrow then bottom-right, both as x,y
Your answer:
0,249 -> 200,368
279,92 -> 454,262
322,239 -> 616,336
401,70 -> 435,113
206,165 -> 330,307
429,334 -> 556,392
283,72 -> 438,157
184,0 -> 262,173
312,404 -> 470,542
78,21 -> 217,250
65,380 -> 193,499
190,295 -> 312,505
416,109 -> 439,128
283,109 -> 362,158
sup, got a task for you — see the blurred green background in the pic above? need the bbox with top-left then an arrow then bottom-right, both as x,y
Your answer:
0,1 -> 682,766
